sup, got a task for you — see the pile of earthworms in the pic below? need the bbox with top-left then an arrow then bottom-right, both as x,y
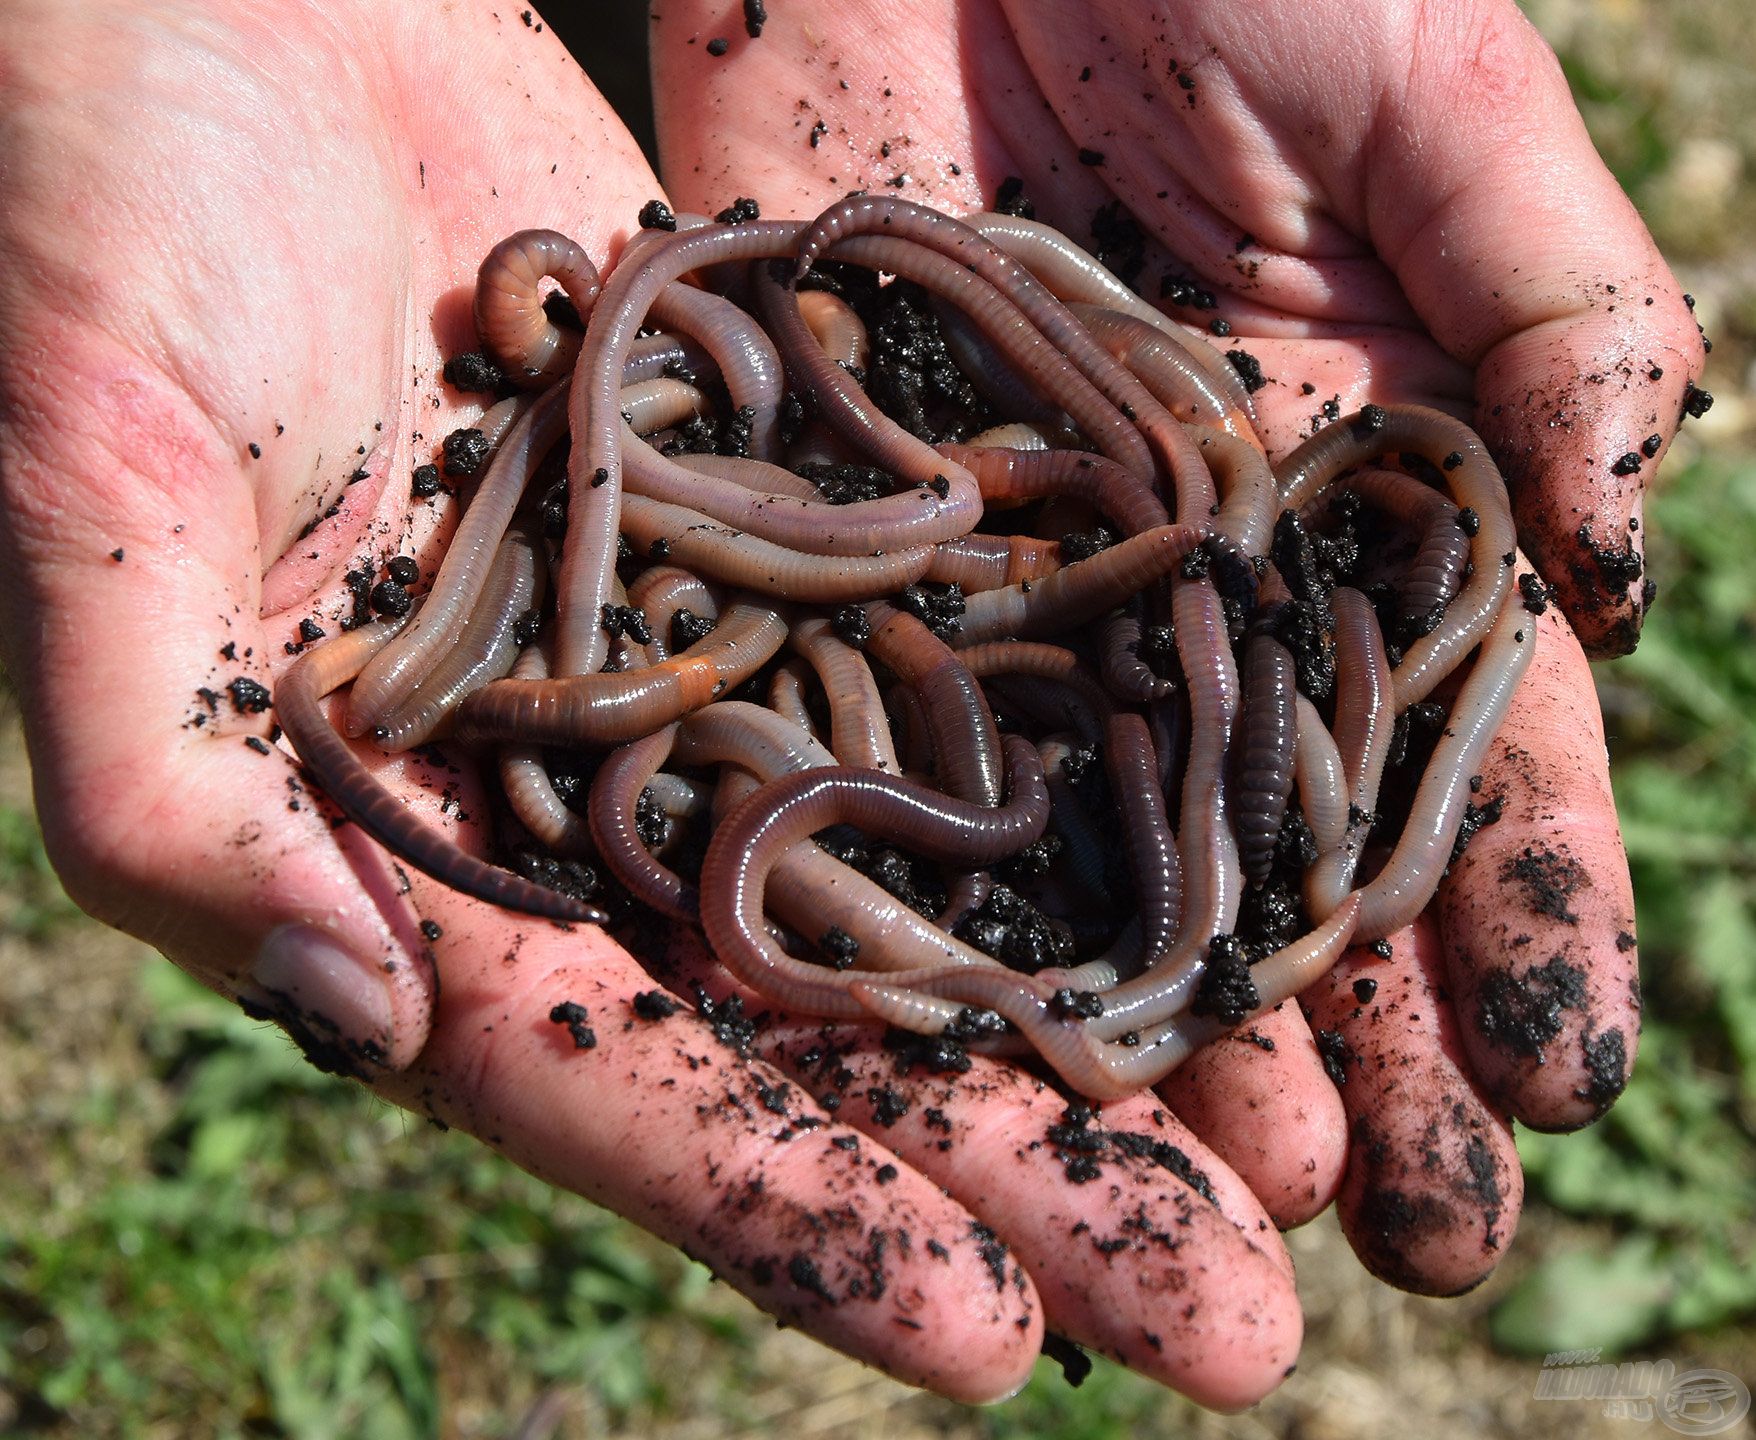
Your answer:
275,195 -> 1535,1101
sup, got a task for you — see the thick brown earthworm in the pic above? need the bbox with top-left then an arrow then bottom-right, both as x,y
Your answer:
937,444 -> 1169,536
276,617 -> 599,923
498,644 -> 593,858
865,602 -> 1002,806
797,199 -> 1217,521
558,219 -> 803,677
697,735 -> 1049,1019
1067,303 -> 1260,443
849,898 -> 1361,1100
1275,406 -> 1516,709
955,524 -> 1214,644
374,516 -> 544,751
346,384 -> 562,735
1303,467 -> 1469,631
1305,589 -> 1397,910
452,599 -> 788,747
647,280 -> 784,460
474,228 -> 603,387
1350,596 -> 1536,936
923,533 -> 1063,591
796,288 -> 870,370
789,616 -> 899,772
616,493 -> 934,600
1233,634 -> 1299,888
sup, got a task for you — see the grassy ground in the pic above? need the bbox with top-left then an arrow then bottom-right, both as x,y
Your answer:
2,1 -> 1754,1435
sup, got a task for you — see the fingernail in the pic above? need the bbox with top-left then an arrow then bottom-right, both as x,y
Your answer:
245,923 -> 394,1071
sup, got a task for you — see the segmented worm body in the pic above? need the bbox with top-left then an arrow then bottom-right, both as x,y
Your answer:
274,199 -> 1536,1099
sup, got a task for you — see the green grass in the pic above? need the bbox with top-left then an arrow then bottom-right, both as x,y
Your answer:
0,960 -> 746,1438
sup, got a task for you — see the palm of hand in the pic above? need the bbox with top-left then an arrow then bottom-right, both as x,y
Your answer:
0,0 -> 1703,1410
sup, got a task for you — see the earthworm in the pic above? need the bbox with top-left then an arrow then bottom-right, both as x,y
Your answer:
624,564 -> 719,664
923,533 -> 1064,591
935,300 -> 1074,429
452,599 -> 788,747
274,614 -> 599,923
624,415 -> 967,557
766,658 -> 822,742
1294,694 -> 1350,855
1303,467 -> 1469,631
751,261 -> 986,539
558,219 -> 803,677
697,735 -> 1049,1018
1057,579 -> 1243,1040
819,234 -> 1152,479
788,616 -> 899,772
1352,596 -> 1536,936
306,202 -> 1549,1105
796,288 -> 869,370
374,516 -> 545,751
588,724 -> 694,920
1275,406 -> 1516,708
346,383 -> 563,736
647,279 -> 784,460
1190,426 -> 1277,556
1098,610 -> 1176,703
622,330 -> 718,386
616,492 -> 934,600
619,378 -> 709,435
1067,303 -> 1260,443
956,524 -> 1214,644
850,899 -> 1361,1101
474,229 -> 603,387
937,444 -> 1169,536
865,603 -> 1002,806
1233,634 -> 1299,888
1305,589 -> 1396,912
797,199 -> 1217,520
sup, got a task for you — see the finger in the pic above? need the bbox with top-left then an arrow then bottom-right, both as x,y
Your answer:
758,1018 -> 1303,1411
373,903 -> 1043,1404
1437,599 -> 1640,1130
1303,918 -> 1525,1297
1156,999 -> 1348,1230
1360,0 -> 1706,655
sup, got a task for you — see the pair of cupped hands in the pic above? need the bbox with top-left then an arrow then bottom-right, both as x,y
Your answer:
0,0 -> 1704,1410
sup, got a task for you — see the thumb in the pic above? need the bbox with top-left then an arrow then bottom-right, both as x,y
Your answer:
1370,0 -> 1706,656
0,349 -> 435,1075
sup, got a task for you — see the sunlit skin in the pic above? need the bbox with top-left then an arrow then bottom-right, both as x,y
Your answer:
0,0 -> 1703,1407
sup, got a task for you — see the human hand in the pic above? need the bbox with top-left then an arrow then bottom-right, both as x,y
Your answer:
0,0 -> 1310,1409
652,0 -> 1703,1297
